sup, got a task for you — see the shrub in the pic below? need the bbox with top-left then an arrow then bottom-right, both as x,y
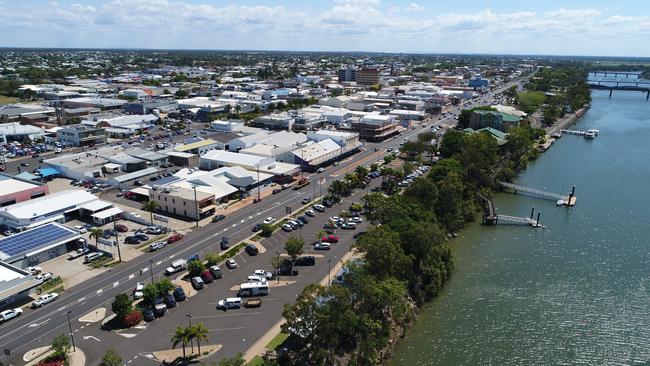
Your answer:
260,224 -> 274,237
123,310 -> 143,328
205,253 -> 220,266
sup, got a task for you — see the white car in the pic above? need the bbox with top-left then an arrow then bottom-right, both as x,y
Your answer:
226,259 -> 238,269
254,269 -> 274,279
317,167 -> 325,173
73,225 -> 87,234
26,266 -> 42,275
133,282 -> 144,299
314,242 -> 331,250
0,308 -> 22,321
31,293 -> 58,308
35,272 -> 53,282
349,216 -> 363,223
281,223 -> 293,232
329,216 -> 342,224
263,216 -> 276,225
247,275 -> 266,283
305,209 -> 316,217
313,204 -> 326,212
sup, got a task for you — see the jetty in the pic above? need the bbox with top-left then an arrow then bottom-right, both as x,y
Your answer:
499,182 -> 577,207
561,128 -> 599,139
479,194 -> 544,228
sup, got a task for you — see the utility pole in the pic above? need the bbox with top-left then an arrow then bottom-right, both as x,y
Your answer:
66,311 -> 76,352
149,259 -> 154,284
276,251 -> 281,284
328,258 -> 333,287
256,164 -> 261,201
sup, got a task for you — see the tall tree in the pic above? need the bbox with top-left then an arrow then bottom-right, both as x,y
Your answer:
190,323 -> 210,354
284,237 -> 305,261
171,326 -> 191,358
51,334 -> 72,360
111,293 -> 133,321
89,228 -> 104,248
142,200 -> 158,224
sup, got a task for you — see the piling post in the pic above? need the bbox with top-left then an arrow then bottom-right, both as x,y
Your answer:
646,90 -> 649,100
609,89 -> 613,98
530,206 -> 535,219
536,212 -> 541,227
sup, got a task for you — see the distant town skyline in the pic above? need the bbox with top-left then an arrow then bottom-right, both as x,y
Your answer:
1,0 -> 649,57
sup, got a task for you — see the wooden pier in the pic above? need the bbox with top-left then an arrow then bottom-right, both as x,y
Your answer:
479,194 -> 544,227
499,182 -> 577,207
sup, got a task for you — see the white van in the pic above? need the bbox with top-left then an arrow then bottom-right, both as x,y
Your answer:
165,259 -> 187,275
83,252 -> 103,263
217,297 -> 242,310
247,275 -> 267,283
238,282 -> 270,297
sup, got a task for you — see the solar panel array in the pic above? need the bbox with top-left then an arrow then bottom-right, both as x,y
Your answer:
0,224 -> 77,257
154,176 -> 181,186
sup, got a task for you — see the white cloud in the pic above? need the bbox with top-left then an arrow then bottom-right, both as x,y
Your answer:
0,1 -> 648,56
406,3 -> 423,12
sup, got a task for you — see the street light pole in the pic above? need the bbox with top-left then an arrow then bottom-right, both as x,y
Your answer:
187,314 -> 193,353
327,258 -> 332,287
256,164 -> 261,201
149,259 -> 154,285
193,185 -> 199,228
113,216 -> 122,262
66,311 -> 76,352
275,251 -> 280,284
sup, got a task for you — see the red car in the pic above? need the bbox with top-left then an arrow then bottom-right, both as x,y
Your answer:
167,234 -> 184,244
322,235 -> 339,243
115,224 -> 128,232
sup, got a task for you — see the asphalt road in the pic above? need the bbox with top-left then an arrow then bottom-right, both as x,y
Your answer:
0,80 -> 521,365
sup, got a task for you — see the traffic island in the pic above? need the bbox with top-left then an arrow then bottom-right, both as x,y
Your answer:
24,346 -> 86,366
152,344 -> 222,363
79,307 -> 106,323
172,277 -> 197,298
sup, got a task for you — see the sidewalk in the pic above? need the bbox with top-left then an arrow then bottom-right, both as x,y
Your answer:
243,249 -> 357,362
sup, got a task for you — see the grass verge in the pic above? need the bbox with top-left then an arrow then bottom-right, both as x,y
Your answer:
35,276 -> 64,295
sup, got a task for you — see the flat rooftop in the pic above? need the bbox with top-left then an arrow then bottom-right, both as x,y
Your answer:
0,176 -> 41,197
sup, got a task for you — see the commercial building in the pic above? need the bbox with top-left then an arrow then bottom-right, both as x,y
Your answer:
57,124 -> 107,147
163,151 -> 198,167
0,190 -> 114,230
200,150 -> 300,179
0,122 -> 46,143
0,223 -> 82,268
228,131 -> 271,152
81,114 -> 157,138
356,68 -> 380,86
252,113 -> 294,130
44,152 -> 109,180
469,110 -> 523,132
63,97 -> 127,110
468,76 -> 490,89
148,185 -> 216,220
291,139 -> 342,168
0,174 -> 49,207
211,120 -> 244,133
353,113 -> 402,141
173,139 -> 221,155
306,130 -> 362,151
107,167 -> 159,188
0,262 -> 40,309
338,67 -> 357,83
123,99 -> 178,115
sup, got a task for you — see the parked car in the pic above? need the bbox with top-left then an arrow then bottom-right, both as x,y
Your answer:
167,234 -> 184,243
281,223 -> 293,232
217,297 -> 242,310
254,269 -> 274,280
314,242 -> 331,250
134,233 -> 149,241
272,189 -> 282,194
226,259 -> 238,269
341,222 -> 357,230
26,266 -> 42,275
212,214 -> 226,223
349,216 -> 363,223
31,292 -> 58,308
146,226 -> 164,235
297,215 -> 309,224
133,282 -> 144,299
73,225 -> 87,234
278,266 -> 299,276
305,209 -> 316,217
149,241 -> 166,251
124,236 -> 141,244
35,272 -> 53,282
143,308 -> 155,322
191,276 -> 205,289
154,298 -> 167,317
0,308 -> 22,322
84,252 -> 104,263
295,255 -> 316,266
68,247 -> 90,259
164,293 -> 177,308
173,287 -> 186,302
322,235 -> 339,243
317,167 -> 325,173
313,204 -> 326,212
200,270 -> 214,284
245,244 -> 259,256
208,265 -> 223,279
115,224 -> 128,232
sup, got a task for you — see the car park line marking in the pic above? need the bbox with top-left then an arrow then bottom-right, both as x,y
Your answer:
128,274 -> 135,280
232,223 -> 237,227
77,297 -> 86,302
170,254 -> 175,258
209,326 -> 245,332
192,311 -> 262,319
156,261 -> 162,265
142,267 -> 148,272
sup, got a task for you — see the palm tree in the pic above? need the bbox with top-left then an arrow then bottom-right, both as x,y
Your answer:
223,104 -> 232,115
189,323 -> 210,354
89,228 -> 104,248
354,165 -> 369,180
142,200 -> 158,224
234,104 -> 242,114
171,326 -> 191,358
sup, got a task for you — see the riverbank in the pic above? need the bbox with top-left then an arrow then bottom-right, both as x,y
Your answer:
546,104 -> 590,136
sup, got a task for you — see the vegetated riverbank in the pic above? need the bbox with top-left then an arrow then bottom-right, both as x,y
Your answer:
546,104 -> 590,136
269,126 -> 543,366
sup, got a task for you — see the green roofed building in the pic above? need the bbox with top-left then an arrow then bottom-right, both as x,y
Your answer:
462,127 -> 508,146
469,110 -> 523,132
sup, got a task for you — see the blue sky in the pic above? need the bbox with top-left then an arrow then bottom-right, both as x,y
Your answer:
1,0 -> 649,56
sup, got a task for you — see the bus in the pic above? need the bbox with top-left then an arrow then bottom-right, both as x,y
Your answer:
238,282 -> 269,297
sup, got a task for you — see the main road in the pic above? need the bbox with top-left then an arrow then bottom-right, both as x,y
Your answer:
0,80 -> 521,364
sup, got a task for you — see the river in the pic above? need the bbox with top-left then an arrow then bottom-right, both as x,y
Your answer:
390,90 -> 650,365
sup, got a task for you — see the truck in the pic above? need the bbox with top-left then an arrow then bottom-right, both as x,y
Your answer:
292,178 -> 310,190
244,298 -> 262,308
165,259 -> 187,275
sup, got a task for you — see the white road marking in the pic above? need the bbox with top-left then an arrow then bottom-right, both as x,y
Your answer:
96,289 -> 103,295
191,311 -> 262,319
77,297 -> 86,302
156,261 -> 162,265
128,274 -> 135,280
83,335 -> 101,342
113,281 -> 119,288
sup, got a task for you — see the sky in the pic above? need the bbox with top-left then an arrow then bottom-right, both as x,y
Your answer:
1,0 -> 650,56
